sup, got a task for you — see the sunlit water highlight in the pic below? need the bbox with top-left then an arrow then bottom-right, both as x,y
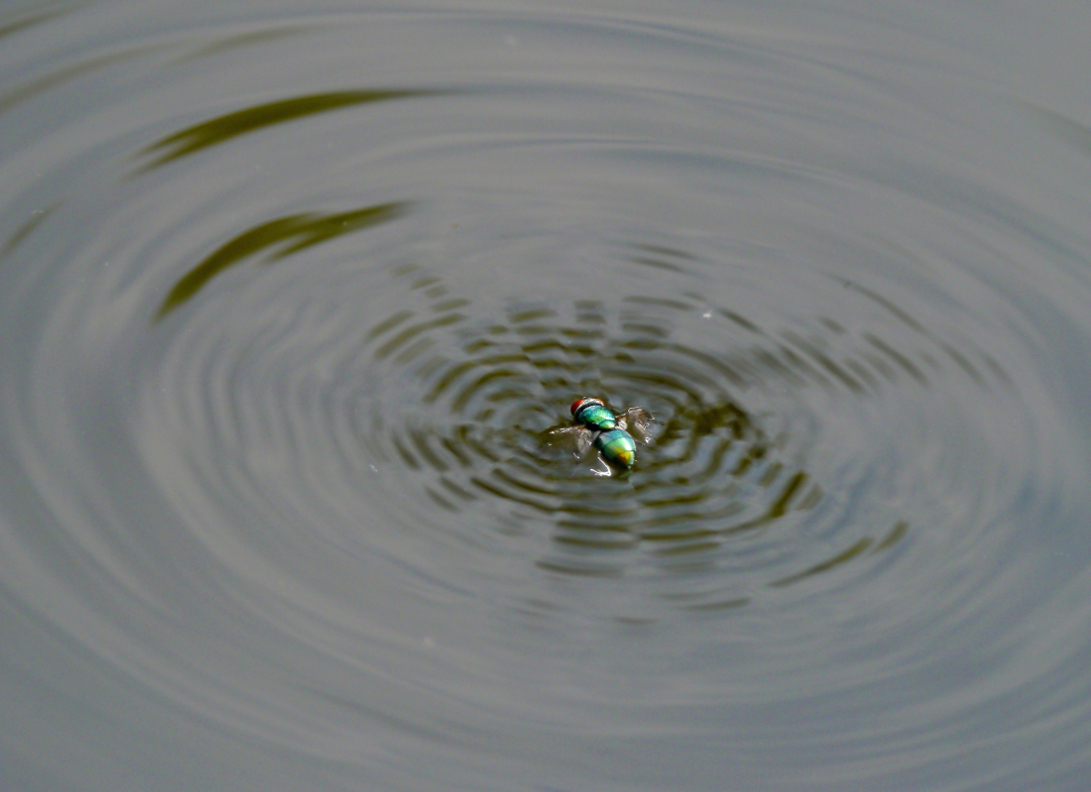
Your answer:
2,1 -> 1091,790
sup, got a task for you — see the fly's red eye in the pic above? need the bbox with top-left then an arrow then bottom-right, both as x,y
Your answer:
570,398 -> 586,415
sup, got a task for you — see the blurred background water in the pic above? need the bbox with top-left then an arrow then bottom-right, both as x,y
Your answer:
2,0 -> 1091,789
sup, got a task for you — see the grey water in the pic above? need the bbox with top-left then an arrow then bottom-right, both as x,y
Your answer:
2,1 -> 1091,790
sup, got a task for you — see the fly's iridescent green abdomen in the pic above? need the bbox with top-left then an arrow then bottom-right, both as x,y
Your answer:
594,428 -> 636,469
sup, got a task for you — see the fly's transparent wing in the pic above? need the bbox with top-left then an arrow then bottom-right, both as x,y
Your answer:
548,425 -> 595,457
616,407 -> 654,440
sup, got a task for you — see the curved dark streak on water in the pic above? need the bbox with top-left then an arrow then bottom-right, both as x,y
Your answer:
0,3 -> 75,43
176,26 -> 315,62
1,203 -> 57,256
134,89 -> 453,172
156,201 -> 412,317
0,46 -> 158,117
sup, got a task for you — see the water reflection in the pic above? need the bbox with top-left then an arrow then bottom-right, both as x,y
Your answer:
2,2 -> 1090,790
157,201 -> 411,316
0,4 -> 73,42
1,203 -> 55,255
136,89 -> 447,171
769,521 -> 908,588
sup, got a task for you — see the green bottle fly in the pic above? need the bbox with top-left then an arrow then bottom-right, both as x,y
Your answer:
549,397 -> 653,474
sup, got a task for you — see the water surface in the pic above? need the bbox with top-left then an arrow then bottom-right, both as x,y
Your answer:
2,1 -> 1091,790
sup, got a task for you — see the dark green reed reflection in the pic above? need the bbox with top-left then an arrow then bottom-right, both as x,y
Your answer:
156,201 -> 410,317
136,89 -> 447,171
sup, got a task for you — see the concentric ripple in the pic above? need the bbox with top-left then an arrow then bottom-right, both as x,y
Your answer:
141,208 -> 1016,625
353,246 -> 1020,607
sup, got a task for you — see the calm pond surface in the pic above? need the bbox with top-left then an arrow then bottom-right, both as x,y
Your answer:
3,0 -> 1091,789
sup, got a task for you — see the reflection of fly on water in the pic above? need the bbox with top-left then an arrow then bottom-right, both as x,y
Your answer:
548,397 -> 653,476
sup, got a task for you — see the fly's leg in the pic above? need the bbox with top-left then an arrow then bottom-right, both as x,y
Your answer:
590,454 -> 613,477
